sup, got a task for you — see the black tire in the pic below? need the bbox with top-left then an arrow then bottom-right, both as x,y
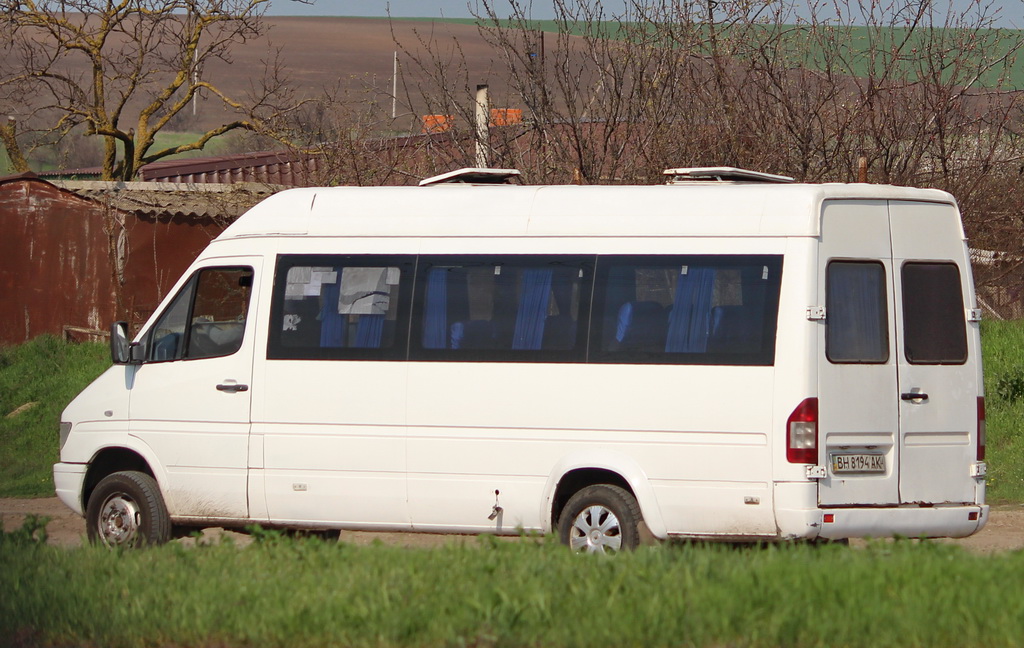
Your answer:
557,484 -> 643,553
86,471 -> 171,548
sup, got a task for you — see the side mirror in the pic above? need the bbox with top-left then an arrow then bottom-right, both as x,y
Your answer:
110,321 -> 135,365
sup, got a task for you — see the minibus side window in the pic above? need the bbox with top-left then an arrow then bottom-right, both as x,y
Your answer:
267,256 -> 413,360
411,256 -> 591,362
901,262 -> 967,364
591,255 -> 782,366
826,261 -> 889,364
147,267 -> 253,362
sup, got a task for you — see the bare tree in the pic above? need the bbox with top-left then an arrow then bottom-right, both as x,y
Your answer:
0,0 -> 308,180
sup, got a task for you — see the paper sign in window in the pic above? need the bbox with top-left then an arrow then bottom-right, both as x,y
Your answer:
285,266 -> 313,298
338,267 -> 394,315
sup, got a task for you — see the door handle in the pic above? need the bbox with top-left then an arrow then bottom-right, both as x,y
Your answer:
216,383 -> 249,393
901,392 -> 928,401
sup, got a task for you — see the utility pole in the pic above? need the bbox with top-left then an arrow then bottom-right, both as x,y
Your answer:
475,84 -> 490,168
392,51 -> 398,119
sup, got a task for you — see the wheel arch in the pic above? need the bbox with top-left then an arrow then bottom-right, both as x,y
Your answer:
543,452 -> 667,538
83,446 -> 159,512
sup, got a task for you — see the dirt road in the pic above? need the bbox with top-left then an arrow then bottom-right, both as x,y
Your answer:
3,498 -> 1024,552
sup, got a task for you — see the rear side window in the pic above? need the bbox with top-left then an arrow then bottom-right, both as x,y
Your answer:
902,262 -> 967,364
268,256 -> 414,360
591,255 -> 782,365
148,266 -> 254,362
826,261 -> 889,364
412,256 -> 590,362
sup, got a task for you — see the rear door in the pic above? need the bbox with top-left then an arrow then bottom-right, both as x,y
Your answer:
817,199 -> 980,507
817,201 -> 900,506
890,201 -> 979,505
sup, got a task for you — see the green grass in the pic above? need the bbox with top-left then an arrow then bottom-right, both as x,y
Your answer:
406,18 -> 1024,89
144,130 -> 247,160
0,336 -> 110,497
980,320 -> 1024,502
2,530 -> 1024,648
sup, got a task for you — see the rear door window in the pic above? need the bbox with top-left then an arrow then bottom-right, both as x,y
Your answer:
901,262 -> 967,364
826,261 -> 889,364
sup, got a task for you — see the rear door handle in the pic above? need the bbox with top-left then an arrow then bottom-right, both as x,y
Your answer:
216,383 -> 249,393
901,392 -> 928,401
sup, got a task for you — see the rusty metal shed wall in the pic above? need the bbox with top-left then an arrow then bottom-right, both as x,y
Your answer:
0,178 -> 116,345
121,212 -> 226,326
1,176 -> 277,346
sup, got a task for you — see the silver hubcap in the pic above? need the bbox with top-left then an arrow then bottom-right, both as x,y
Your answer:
569,504 -> 622,553
98,494 -> 141,547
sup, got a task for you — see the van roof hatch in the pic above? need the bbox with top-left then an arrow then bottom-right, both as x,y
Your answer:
419,167 -> 522,186
663,167 -> 795,184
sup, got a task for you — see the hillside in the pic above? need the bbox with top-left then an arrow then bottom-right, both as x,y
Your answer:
175,16 -> 520,133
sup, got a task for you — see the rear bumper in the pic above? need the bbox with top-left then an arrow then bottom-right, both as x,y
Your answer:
53,462 -> 87,517
774,481 -> 988,539
813,504 -> 988,540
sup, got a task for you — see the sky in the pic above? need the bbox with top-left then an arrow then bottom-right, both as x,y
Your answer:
264,0 -> 1024,28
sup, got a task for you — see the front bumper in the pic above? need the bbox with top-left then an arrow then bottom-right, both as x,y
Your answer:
53,462 -> 87,517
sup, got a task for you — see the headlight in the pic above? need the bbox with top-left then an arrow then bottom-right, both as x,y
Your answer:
59,422 -> 72,450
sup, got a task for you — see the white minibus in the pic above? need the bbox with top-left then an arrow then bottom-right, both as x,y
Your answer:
54,167 -> 988,550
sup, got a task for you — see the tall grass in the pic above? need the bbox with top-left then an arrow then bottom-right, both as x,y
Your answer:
980,320 -> 1024,502
0,336 -> 109,497
2,531 -> 1024,648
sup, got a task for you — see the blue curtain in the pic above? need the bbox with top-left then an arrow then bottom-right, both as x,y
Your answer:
423,268 -> 448,349
319,274 -> 347,348
665,267 -> 716,352
512,269 -> 554,350
353,314 -> 385,348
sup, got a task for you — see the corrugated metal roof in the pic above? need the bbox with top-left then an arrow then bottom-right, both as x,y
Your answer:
139,150 -> 317,186
49,179 -> 281,220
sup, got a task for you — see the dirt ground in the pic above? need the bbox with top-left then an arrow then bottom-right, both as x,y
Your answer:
0,497 -> 482,548
3,497 -> 1024,552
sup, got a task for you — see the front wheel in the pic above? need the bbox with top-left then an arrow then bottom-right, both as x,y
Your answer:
557,484 -> 643,553
86,471 -> 171,548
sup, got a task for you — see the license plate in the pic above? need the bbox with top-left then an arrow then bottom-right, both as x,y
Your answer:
831,453 -> 886,474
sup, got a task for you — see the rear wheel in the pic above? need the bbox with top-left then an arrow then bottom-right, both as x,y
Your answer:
86,471 -> 171,548
557,484 -> 642,553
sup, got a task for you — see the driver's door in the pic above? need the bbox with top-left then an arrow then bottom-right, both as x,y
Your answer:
127,258 -> 261,520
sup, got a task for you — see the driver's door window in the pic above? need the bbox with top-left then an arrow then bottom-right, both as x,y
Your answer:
148,267 -> 254,362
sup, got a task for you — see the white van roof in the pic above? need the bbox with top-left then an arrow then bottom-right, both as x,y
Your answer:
217,182 -> 957,240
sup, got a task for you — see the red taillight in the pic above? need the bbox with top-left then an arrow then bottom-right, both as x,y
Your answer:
978,396 -> 986,461
787,397 -> 818,464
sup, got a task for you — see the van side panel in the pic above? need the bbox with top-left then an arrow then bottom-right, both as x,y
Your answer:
405,363 -> 776,536
258,360 -> 410,527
